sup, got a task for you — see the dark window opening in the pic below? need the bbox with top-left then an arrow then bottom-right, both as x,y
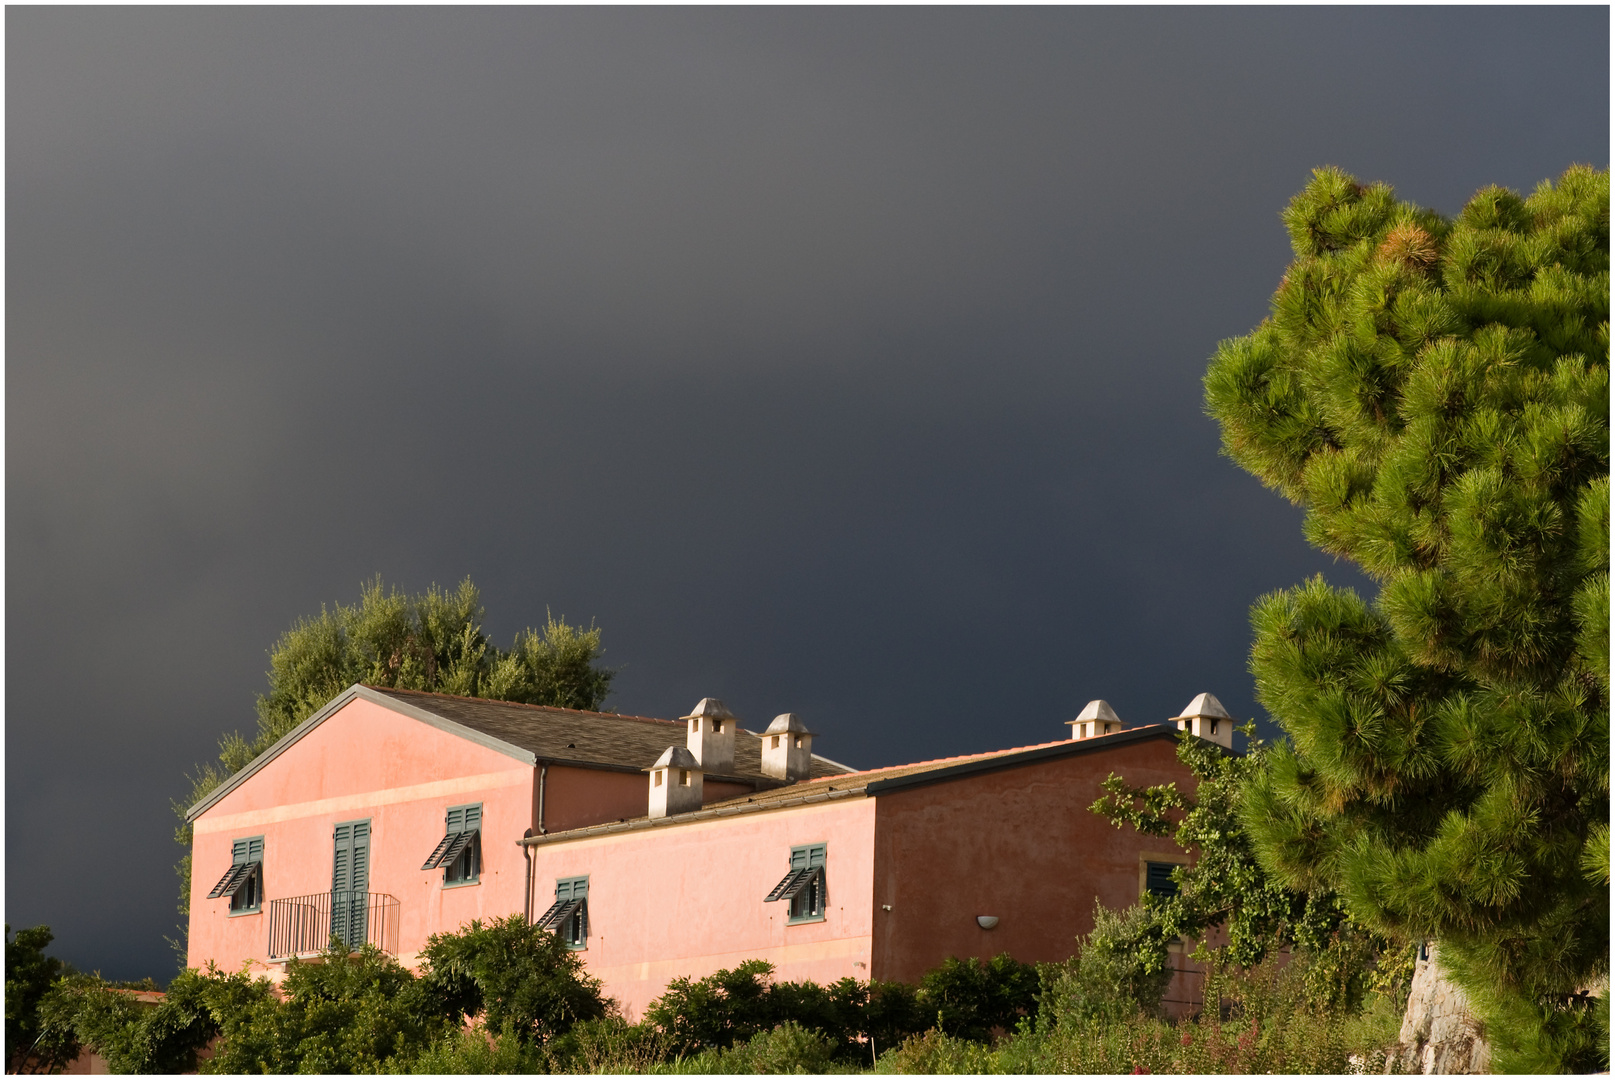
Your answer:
1145,861 -> 1180,899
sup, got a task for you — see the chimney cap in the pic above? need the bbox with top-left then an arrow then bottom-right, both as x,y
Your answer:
1169,693 -> 1233,722
647,745 -> 701,772
680,697 -> 736,722
763,712 -> 814,736
1066,699 -> 1122,726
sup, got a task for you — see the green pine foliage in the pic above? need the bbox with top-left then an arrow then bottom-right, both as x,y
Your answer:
1204,164 -> 1609,1071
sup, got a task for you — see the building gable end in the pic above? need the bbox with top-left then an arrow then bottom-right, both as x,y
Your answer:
184,684 -> 537,822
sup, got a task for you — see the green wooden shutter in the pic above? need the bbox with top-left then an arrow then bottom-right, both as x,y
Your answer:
332,821 -> 371,949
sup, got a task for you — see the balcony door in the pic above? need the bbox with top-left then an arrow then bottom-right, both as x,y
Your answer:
331,819 -> 371,951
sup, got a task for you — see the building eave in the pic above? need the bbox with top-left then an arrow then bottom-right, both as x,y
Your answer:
519,784 -> 872,847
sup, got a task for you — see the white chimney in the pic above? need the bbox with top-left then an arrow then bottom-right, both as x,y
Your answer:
1066,699 -> 1124,740
683,697 -> 737,774
1169,693 -> 1234,749
761,713 -> 814,781
647,746 -> 703,817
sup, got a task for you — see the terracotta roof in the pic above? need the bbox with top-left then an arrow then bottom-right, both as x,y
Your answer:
523,724 -> 1186,846
366,687 -> 851,783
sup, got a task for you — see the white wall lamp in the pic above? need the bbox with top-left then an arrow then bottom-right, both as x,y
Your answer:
976,915 -> 999,930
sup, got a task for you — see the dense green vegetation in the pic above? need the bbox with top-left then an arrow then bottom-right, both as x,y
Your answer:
11,901 -> 1405,1074
172,577 -> 616,953
1205,164 -> 1609,1071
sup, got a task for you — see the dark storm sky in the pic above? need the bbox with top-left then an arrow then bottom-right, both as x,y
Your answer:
7,7 -> 1608,980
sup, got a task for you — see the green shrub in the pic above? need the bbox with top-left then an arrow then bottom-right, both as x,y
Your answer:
916,953 -> 1039,1042
657,1020 -> 843,1074
876,1028 -> 997,1074
1037,902 -> 1172,1029
417,913 -> 608,1047
201,945 -> 440,1073
397,1023 -> 543,1074
548,1014 -> 670,1074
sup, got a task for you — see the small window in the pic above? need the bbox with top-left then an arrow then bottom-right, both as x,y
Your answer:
679,769 -> 691,786
765,844 -> 827,923
771,735 -> 780,749
208,837 -> 264,913
537,876 -> 589,948
654,770 -> 664,787
422,804 -> 482,884
1145,861 -> 1180,899
793,736 -> 803,749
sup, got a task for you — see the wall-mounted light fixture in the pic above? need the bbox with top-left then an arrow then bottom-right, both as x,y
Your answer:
976,915 -> 999,930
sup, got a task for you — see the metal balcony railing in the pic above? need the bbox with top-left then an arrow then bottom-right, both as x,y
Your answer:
267,891 -> 400,960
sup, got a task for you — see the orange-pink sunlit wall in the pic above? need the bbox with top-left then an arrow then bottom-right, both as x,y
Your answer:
187,697 -> 535,976
870,736 -> 1204,1009
528,797 -> 879,1022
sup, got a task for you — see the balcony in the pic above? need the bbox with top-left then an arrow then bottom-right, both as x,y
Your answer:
267,891 -> 400,961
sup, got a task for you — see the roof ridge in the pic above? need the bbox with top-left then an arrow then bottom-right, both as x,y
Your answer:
363,685 -> 680,727
824,736 -> 1074,780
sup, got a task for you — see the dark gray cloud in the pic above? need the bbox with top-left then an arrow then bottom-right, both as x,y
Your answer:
7,7 -> 1607,979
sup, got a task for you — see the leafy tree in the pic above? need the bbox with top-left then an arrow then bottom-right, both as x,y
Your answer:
38,968 -> 217,1075
1091,727 -> 1405,1015
1204,164 -> 1608,1071
6,924 -> 72,1073
414,913 -> 608,1047
173,576 -> 615,951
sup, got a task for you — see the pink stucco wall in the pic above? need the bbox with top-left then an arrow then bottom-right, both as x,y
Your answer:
527,797 -> 879,1021
188,697 -> 535,975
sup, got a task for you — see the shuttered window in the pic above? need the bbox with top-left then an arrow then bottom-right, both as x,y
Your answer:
1145,861 -> 1180,899
331,820 -> 372,951
422,804 -> 482,884
536,876 -> 589,948
764,844 -> 826,923
207,836 -> 264,913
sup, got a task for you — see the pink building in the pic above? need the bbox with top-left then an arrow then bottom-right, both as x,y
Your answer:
186,685 -> 1232,1016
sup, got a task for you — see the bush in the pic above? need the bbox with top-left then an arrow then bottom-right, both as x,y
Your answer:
416,913 -> 608,1047
201,944 -> 440,1073
916,953 -> 1039,1042
397,1022 -> 545,1074
1038,902 -> 1172,1029
657,1020 -> 842,1074
876,1028 -> 997,1074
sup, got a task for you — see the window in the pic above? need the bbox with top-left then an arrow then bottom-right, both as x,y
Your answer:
1144,861 -> 1180,899
422,804 -> 481,885
207,837 -> 264,914
764,844 -> 826,923
537,876 -> 589,948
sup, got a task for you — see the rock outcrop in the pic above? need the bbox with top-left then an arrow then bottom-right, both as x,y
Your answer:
1385,943 -> 1491,1074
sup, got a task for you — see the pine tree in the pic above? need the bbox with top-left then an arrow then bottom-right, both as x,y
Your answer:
1204,165 -> 1608,1071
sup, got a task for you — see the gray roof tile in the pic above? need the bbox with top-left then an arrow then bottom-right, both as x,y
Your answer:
368,687 -> 851,784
